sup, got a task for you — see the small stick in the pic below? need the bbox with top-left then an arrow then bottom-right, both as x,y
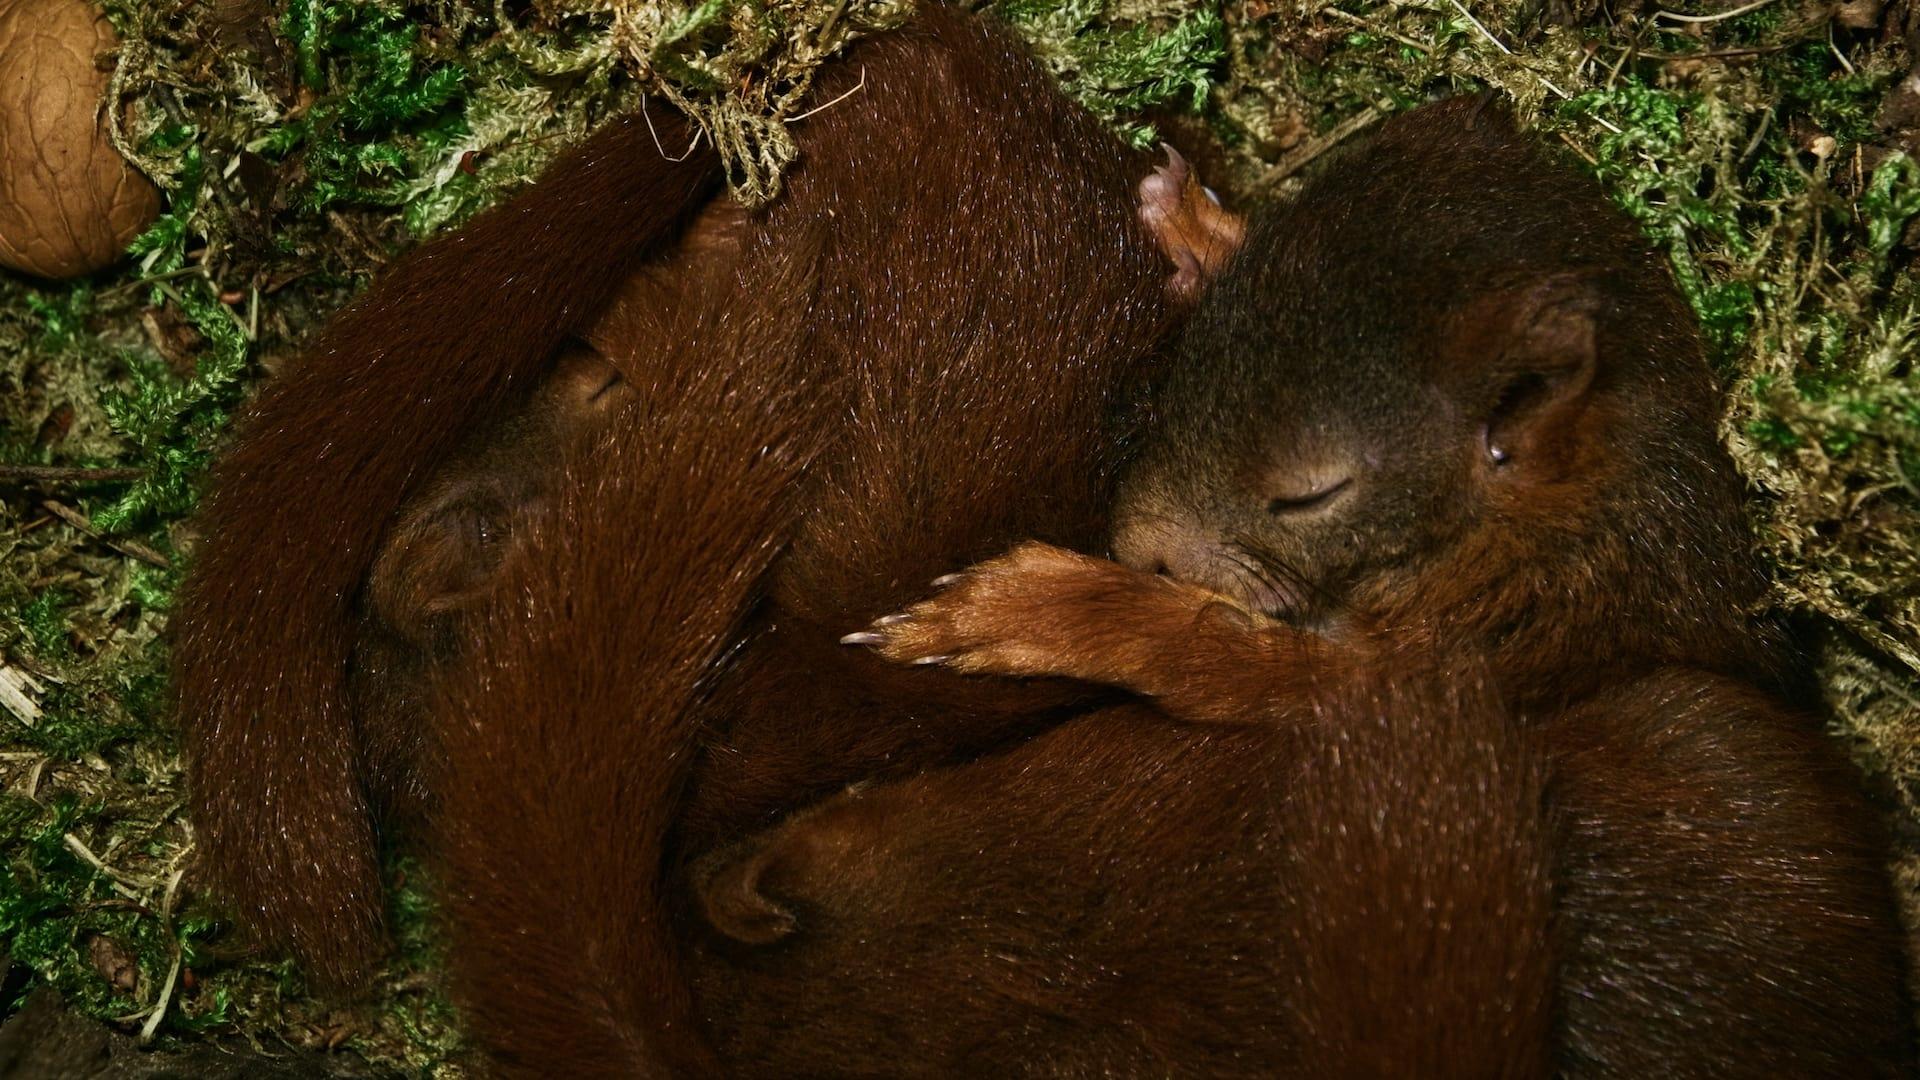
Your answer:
1445,0 -> 1622,134
0,465 -> 147,484
1739,109 -> 1774,170
1446,0 -> 1515,55
21,756 -> 48,803
813,0 -> 854,47
39,500 -> 172,569
1639,43 -> 1793,60
787,66 -> 868,123
1559,131 -> 1599,165
63,832 -> 165,891
1259,106 -> 1386,190
0,665 -> 44,726
1653,0 -> 1778,24
1827,24 -> 1854,76
642,96 -> 708,163
1321,8 -> 1433,54
137,866 -> 189,1046
98,264 -> 208,299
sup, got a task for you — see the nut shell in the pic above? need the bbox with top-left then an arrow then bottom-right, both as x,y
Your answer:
0,0 -> 162,279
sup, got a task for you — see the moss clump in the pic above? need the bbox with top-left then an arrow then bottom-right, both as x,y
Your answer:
1,0 -> 1916,1074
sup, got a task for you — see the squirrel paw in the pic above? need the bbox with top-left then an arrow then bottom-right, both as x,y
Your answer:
840,542 -> 1126,677
840,541 -> 1186,682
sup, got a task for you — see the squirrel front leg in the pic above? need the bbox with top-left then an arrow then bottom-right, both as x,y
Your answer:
842,541 -> 1351,724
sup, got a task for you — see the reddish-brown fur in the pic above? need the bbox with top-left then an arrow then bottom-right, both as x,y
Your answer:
179,9 -> 1906,1071
177,4 -> 1199,1070
420,12 -> 1193,1069
431,279 -> 824,1073
172,101 -> 722,983
692,654 -> 1558,1076
702,99 -> 1913,1073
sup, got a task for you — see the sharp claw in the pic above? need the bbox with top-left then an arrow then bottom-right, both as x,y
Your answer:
840,631 -> 886,646
1159,142 -> 1191,183
932,573 -> 965,588
873,612 -> 912,626
911,654 -> 953,666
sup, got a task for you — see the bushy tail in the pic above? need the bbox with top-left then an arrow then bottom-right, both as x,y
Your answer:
1281,650 -> 1558,1077
429,294 -> 821,1075
172,103 -> 720,984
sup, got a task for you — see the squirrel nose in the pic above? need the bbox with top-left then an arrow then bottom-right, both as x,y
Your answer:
1111,515 -> 1221,581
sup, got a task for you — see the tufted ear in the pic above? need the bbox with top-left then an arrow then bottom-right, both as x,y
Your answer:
365,347 -> 627,650
1137,145 -> 1246,303
1452,275 -> 1601,471
693,840 -> 799,946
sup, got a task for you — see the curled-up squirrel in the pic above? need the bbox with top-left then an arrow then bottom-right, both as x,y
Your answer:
170,98 -> 725,984
695,96 -> 1914,1074
422,10 -> 1215,1068
179,4 -> 1217,1072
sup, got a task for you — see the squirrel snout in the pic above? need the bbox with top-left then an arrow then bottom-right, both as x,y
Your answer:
1112,514 -> 1301,617
1112,514 -> 1223,581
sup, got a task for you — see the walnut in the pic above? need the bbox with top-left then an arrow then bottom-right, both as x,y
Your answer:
0,0 -> 162,279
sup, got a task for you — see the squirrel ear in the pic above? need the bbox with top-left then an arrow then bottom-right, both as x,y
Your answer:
1137,145 -> 1246,303
1462,276 -> 1601,469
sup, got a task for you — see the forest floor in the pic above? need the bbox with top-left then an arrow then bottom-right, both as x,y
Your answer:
1,0 -> 1916,1075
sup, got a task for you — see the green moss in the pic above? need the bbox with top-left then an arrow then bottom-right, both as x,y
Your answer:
18,592 -> 72,662
1773,42 -> 1891,145
996,0 -> 1225,146
92,285 -> 252,534
276,2 -> 470,213
23,289 -> 95,353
